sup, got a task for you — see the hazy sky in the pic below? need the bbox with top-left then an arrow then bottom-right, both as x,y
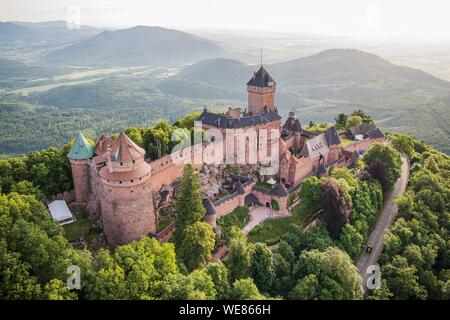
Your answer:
2,0 -> 450,39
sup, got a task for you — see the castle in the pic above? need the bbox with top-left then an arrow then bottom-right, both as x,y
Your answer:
68,65 -> 384,246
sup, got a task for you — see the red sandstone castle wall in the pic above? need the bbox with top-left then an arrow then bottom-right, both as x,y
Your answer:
99,179 -> 156,246
70,159 -> 91,203
248,86 -> 275,115
344,138 -> 384,154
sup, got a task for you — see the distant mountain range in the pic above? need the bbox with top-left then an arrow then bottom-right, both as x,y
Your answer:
41,25 -> 227,66
0,21 -> 103,44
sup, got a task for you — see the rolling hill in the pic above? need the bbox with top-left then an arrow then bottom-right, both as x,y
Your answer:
0,21 -> 103,44
41,26 -> 227,66
160,49 -> 450,153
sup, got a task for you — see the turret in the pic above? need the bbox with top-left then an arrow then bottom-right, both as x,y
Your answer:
247,66 -> 276,115
98,132 -> 156,246
68,132 -> 94,203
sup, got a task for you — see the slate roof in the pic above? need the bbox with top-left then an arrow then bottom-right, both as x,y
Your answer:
349,122 -> 376,136
367,128 -> 385,139
68,132 -> 94,160
271,183 -> 289,197
197,108 -> 281,129
244,193 -> 259,206
325,127 -> 341,146
282,115 -> 302,133
247,66 -> 276,88
203,197 -> 217,216
110,132 -> 145,162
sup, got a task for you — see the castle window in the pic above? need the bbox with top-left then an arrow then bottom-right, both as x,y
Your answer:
119,181 -> 122,184
131,180 -> 134,183
120,162 -> 123,166
132,160 -> 135,164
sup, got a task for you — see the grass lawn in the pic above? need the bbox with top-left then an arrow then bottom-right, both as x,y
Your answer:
247,205 -> 311,246
63,205 -> 102,249
158,215 -> 176,232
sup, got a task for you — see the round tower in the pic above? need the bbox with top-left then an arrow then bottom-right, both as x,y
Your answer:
68,132 -> 94,203
98,132 -> 156,246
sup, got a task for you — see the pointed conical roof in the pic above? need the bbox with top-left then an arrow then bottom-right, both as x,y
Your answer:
68,132 -> 94,160
247,66 -> 276,88
94,134 -> 115,155
110,132 -> 145,162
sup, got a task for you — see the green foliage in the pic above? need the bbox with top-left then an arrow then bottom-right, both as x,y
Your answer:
204,261 -> 230,300
380,136 -> 449,300
225,231 -> 254,280
217,206 -> 249,242
161,269 -> 216,300
175,164 -> 205,229
291,247 -> 363,300
337,224 -> 364,259
390,134 -> 415,158
298,176 -> 322,214
0,144 -> 72,197
271,199 -> 279,211
0,192 -> 93,299
176,222 -> 216,271
334,113 -> 348,129
88,237 -> 177,299
363,143 -> 402,191
230,278 -> 265,300
346,115 -> 362,128
250,243 -> 276,293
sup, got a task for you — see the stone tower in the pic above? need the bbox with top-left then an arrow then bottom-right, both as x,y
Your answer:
98,132 -> 156,246
247,66 -> 276,115
68,132 -> 94,203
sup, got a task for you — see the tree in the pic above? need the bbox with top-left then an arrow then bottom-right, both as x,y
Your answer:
351,109 -> 374,124
0,192 -> 93,299
382,255 -> 427,300
364,144 -> 402,192
250,243 -> 276,293
346,115 -> 362,129
204,261 -> 230,300
288,274 -> 320,300
225,230 -> 254,280
175,164 -> 206,229
292,247 -> 363,300
42,279 -> 77,300
299,176 -> 322,214
368,158 -> 390,193
334,113 -> 348,129
88,237 -> 178,299
320,179 -> 351,239
391,134 -> 415,158
11,180 -> 44,201
230,278 -> 265,300
337,224 -> 364,258
161,269 -> 216,300
177,222 -> 216,271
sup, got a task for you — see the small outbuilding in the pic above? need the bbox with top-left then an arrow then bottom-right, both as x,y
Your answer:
48,200 -> 74,225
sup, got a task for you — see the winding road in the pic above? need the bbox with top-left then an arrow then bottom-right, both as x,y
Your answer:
356,156 -> 410,292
